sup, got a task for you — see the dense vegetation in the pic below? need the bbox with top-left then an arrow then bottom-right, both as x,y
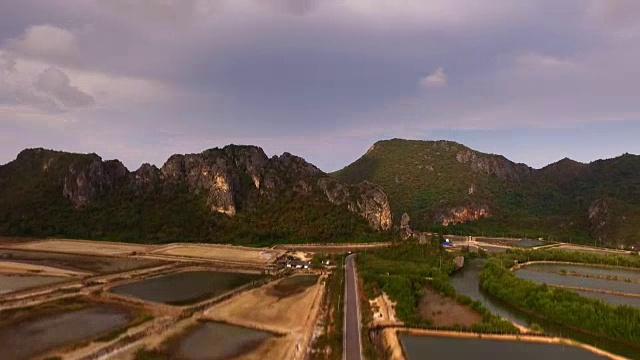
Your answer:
0,149 -> 388,245
357,242 -> 518,333
334,139 -> 640,247
479,251 -> 640,346
492,248 -> 640,268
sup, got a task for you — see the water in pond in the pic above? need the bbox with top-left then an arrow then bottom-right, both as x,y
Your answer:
400,334 -> 607,360
0,273 -> 69,295
512,239 -> 548,248
110,271 -> 262,305
171,322 -> 272,360
0,305 -> 131,360
515,267 -> 640,296
518,263 -> 640,281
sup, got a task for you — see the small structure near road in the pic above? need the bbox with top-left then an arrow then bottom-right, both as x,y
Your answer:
286,259 -> 311,269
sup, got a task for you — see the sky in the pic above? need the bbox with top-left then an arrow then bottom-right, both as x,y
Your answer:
1,0 -> 639,171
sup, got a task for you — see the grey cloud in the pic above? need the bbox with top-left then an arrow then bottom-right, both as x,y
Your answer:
259,0 -> 326,16
5,24 -> 80,64
0,0 -> 639,171
590,0 -> 640,27
33,67 -> 94,108
95,0 -> 223,27
0,52 -> 16,72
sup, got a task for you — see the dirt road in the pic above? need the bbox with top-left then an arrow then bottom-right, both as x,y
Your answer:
344,254 -> 362,360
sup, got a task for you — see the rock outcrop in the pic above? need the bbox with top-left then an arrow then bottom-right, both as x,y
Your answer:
455,150 -> 531,182
399,212 -> 413,240
318,179 -> 392,230
63,155 -> 128,207
440,205 -> 490,226
58,145 -> 392,231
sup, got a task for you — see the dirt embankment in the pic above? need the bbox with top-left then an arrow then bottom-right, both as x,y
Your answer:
380,328 -> 405,360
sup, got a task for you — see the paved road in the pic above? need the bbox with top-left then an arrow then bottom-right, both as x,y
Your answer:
344,254 -> 362,360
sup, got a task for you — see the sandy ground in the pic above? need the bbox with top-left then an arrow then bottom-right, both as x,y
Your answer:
370,292 -> 402,326
204,275 -> 325,359
10,239 -> 152,256
152,244 -> 284,265
0,261 -> 90,277
417,287 -> 481,328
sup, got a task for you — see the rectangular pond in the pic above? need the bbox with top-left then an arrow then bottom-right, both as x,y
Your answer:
400,334 -> 608,360
110,270 -> 263,305
520,263 -> 640,281
0,273 -> 70,295
168,321 -> 272,360
0,304 -> 132,360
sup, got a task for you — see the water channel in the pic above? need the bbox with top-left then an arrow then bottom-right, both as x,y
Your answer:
449,259 -> 640,359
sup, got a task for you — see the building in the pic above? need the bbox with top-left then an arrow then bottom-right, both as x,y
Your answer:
286,259 -> 311,269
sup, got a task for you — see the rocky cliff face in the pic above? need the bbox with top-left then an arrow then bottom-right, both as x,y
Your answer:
318,178 -> 392,230
455,150 -> 531,182
587,198 -> 638,247
439,205 -> 491,226
63,155 -> 128,207
55,145 -> 392,231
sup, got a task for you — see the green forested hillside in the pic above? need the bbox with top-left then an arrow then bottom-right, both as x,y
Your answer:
0,148 -> 388,245
334,139 -> 640,247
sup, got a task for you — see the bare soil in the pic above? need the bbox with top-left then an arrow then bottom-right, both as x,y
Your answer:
152,244 -> 284,265
370,292 -> 402,326
418,286 -> 481,328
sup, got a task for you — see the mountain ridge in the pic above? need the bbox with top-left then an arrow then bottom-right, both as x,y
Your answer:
334,138 -> 640,247
0,145 -> 392,245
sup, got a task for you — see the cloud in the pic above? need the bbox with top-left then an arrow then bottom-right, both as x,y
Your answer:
33,67 -> 94,108
0,52 -> 17,72
419,68 -> 448,88
515,53 -> 578,72
0,1 -> 639,171
259,0 -> 326,16
95,0 -> 223,27
5,24 -> 80,64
